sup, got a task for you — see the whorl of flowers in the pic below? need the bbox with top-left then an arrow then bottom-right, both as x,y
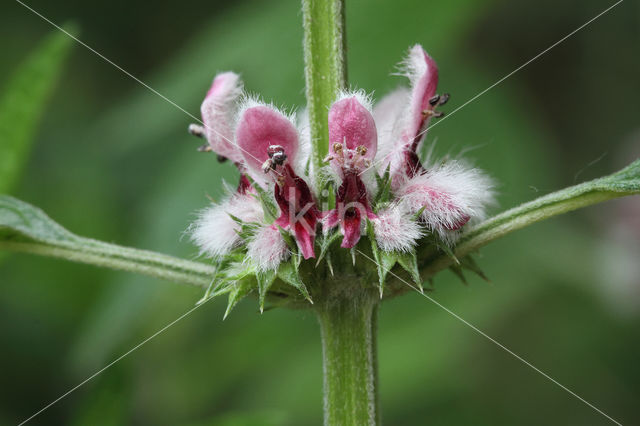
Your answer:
188,45 -> 494,315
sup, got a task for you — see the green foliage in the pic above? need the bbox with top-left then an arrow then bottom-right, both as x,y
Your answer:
0,27 -> 74,193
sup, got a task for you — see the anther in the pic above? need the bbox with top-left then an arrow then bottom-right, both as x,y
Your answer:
197,144 -> 213,152
188,124 -> 205,138
356,145 -> 368,156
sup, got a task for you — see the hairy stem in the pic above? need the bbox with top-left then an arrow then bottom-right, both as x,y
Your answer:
302,0 -> 347,191
0,239 -> 215,288
316,292 -> 379,426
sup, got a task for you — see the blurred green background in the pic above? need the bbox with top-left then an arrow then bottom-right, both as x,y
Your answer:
1,0 -> 639,424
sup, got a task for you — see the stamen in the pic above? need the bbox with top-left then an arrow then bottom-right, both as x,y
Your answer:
188,124 -> 205,138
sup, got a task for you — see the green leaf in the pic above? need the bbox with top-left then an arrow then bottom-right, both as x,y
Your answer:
256,269 -> 277,313
277,259 -> 312,303
0,195 -> 215,287
0,27 -> 74,193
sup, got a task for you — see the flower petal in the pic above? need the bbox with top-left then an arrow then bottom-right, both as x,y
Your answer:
406,44 -> 439,139
200,72 -> 244,163
236,105 -> 299,181
328,96 -> 377,160
340,209 -> 362,248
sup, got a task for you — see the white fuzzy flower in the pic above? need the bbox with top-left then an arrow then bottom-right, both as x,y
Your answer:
190,192 -> 263,258
247,225 -> 290,271
372,205 -> 424,252
396,160 -> 494,244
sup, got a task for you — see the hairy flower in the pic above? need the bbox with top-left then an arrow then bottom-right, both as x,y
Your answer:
188,44 -> 494,310
374,44 -> 493,243
323,93 -> 378,248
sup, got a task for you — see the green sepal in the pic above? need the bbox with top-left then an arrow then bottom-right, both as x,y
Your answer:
277,259 -> 312,303
449,265 -> 468,285
277,225 -> 298,253
460,255 -> 490,282
424,232 -> 460,265
366,220 -> 396,297
224,276 -> 255,319
316,228 -> 341,266
396,250 -> 422,290
256,269 -> 277,313
246,176 -> 278,223
227,213 -> 261,240
373,164 -> 392,209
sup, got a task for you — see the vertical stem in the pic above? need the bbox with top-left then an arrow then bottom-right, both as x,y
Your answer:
317,293 -> 379,425
301,0 -> 348,192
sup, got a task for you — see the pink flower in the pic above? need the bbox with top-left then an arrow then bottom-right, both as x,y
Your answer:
189,44 -> 494,278
323,93 -> 378,248
373,45 -> 493,243
189,76 -> 319,265
236,105 -> 320,259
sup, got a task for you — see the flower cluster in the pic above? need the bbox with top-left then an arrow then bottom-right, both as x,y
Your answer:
189,45 -> 493,313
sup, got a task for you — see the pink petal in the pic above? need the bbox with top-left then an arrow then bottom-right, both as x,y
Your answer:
328,96 -> 377,160
340,210 -> 362,248
407,45 -> 439,139
236,105 -> 299,176
294,222 -> 316,259
200,72 -> 244,163
322,209 -> 340,229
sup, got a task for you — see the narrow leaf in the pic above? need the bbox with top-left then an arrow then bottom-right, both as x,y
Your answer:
0,27 -> 74,193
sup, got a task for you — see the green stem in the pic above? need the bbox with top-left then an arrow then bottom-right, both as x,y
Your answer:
316,292 -> 379,426
0,240 -> 215,288
302,0 -> 347,191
